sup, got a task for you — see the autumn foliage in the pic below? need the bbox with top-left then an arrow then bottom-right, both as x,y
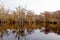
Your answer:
0,5 -> 60,31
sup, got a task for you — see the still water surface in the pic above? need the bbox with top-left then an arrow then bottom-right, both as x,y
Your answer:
0,29 -> 60,40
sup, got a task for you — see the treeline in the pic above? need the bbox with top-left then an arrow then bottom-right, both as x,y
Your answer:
0,5 -> 60,30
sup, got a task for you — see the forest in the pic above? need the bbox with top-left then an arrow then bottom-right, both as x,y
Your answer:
0,5 -> 60,33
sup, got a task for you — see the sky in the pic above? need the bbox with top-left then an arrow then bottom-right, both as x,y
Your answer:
0,0 -> 60,14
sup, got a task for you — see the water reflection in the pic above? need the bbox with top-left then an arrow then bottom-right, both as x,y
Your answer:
0,24 -> 60,40
0,28 -> 60,40
40,27 -> 60,35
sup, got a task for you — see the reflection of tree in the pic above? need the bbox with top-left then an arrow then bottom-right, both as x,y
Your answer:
27,28 -> 34,34
15,29 -> 26,40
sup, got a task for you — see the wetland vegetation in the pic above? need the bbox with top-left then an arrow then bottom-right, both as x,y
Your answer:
0,5 -> 60,40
